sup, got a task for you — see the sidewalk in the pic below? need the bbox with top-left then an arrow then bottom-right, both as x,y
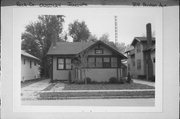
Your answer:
133,79 -> 155,87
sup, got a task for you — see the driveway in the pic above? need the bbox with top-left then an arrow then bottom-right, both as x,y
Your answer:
133,79 -> 155,87
21,79 -> 51,100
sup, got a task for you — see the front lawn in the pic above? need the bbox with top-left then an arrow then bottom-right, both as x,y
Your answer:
63,83 -> 154,90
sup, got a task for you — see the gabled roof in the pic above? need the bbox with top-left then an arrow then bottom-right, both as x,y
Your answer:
124,46 -> 134,53
21,50 -> 40,61
47,40 -> 127,59
47,42 -> 95,55
131,37 -> 155,46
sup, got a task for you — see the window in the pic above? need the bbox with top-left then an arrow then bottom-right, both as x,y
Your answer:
88,57 -> 95,67
132,59 -> 135,66
24,59 -> 26,64
136,43 -> 141,53
111,57 -> 117,67
95,49 -> 103,54
87,56 -> 119,68
103,57 -> 111,68
30,60 -> 32,68
57,58 -> 64,69
34,61 -> 36,66
57,58 -> 71,70
137,59 -> 141,70
65,58 -> 71,69
96,57 -> 103,67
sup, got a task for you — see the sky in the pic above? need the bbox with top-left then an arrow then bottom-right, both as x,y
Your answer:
14,7 -> 162,45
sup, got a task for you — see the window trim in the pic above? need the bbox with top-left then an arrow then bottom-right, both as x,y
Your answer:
103,57 -> 111,68
94,48 -> 103,54
87,56 -> 119,69
57,57 -> 72,70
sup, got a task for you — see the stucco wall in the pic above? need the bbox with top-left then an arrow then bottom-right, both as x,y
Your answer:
84,68 -> 117,82
21,56 -> 40,82
53,56 -> 70,80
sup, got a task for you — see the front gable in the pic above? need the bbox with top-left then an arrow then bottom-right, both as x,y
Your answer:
86,43 -> 113,56
79,41 -> 127,59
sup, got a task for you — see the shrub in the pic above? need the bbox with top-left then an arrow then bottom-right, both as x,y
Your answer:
127,73 -> 132,83
108,77 -> 118,84
84,77 -> 92,84
119,77 -> 127,84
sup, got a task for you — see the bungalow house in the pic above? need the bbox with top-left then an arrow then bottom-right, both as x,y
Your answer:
125,23 -> 155,81
21,50 -> 40,82
47,40 -> 127,83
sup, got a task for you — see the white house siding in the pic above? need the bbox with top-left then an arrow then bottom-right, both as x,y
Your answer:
53,56 -> 70,80
134,43 -> 145,76
128,55 -> 136,77
21,56 -> 40,82
85,68 -> 117,82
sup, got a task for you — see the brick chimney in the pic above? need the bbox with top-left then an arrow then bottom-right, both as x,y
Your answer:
146,23 -> 152,48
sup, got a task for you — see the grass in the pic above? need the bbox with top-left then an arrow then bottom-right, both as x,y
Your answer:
63,83 -> 154,90
38,91 -> 155,100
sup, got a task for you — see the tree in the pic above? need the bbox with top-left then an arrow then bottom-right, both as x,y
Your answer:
87,34 -> 98,42
21,15 -> 65,78
115,42 -> 127,53
68,20 -> 90,42
99,33 -> 109,43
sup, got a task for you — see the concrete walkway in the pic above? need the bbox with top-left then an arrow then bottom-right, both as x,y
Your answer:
21,79 -> 51,100
133,79 -> 155,87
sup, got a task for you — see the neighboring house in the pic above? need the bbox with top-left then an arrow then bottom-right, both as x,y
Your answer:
47,40 -> 127,83
125,24 -> 155,81
21,50 -> 40,82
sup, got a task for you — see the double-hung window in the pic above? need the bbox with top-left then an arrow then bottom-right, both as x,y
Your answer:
111,57 -> 117,67
103,57 -> 111,68
96,57 -> 103,67
88,57 -> 95,68
137,59 -> 141,70
57,58 -> 71,70
58,58 -> 64,69
65,58 -> 71,69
